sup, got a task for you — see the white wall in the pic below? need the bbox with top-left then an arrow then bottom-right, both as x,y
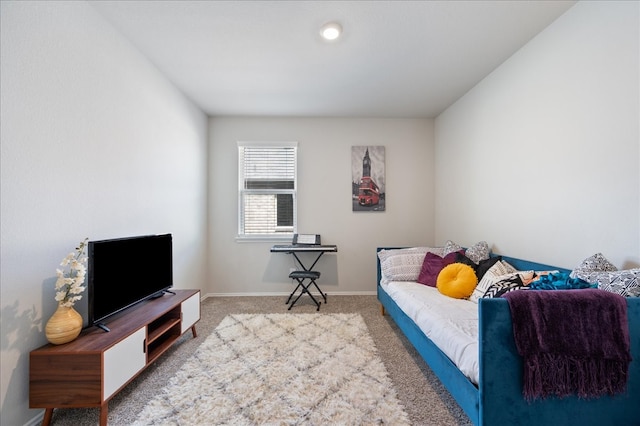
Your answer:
3,1 -> 637,425
208,117 -> 435,295
435,1 -> 639,270
0,2 -> 208,425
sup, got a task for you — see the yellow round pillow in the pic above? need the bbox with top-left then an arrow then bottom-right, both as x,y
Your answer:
436,263 -> 478,299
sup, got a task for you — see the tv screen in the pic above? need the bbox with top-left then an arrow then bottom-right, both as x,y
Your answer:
88,234 -> 173,328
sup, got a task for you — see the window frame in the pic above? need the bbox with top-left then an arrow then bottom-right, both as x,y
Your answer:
236,141 -> 298,242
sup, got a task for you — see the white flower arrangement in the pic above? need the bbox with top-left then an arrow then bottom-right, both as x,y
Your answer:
54,238 -> 89,307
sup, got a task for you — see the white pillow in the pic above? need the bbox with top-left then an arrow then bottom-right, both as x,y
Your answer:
593,269 -> 640,297
569,252 -> 617,282
378,247 -> 444,283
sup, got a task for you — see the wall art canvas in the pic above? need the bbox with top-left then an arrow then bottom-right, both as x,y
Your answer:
351,146 -> 385,212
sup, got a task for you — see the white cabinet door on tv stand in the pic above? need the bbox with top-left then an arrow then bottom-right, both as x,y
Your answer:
104,327 -> 146,399
181,292 -> 200,334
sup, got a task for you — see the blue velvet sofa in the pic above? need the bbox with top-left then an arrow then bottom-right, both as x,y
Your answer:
377,248 -> 640,426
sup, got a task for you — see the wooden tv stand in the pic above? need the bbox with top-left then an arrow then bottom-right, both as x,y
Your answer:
29,289 -> 200,426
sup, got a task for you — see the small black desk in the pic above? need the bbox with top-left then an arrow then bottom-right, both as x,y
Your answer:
270,244 -> 338,271
271,244 -> 338,309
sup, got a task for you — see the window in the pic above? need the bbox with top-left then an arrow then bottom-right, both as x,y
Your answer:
238,141 -> 297,239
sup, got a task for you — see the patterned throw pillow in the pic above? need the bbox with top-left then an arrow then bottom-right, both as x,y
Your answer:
469,260 -> 517,303
570,253 -> 618,282
443,240 -> 490,264
378,247 -> 444,283
443,240 -> 463,256
475,256 -> 502,281
465,241 -> 490,264
482,272 -> 532,298
593,269 -> 640,297
378,247 -> 443,264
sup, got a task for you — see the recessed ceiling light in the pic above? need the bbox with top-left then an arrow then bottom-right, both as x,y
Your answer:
320,22 -> 342,41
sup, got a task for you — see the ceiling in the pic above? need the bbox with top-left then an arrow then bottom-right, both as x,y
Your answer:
91,1 -> 576,118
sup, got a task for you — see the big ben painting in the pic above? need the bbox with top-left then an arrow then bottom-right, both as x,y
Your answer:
351,146 -> 385,212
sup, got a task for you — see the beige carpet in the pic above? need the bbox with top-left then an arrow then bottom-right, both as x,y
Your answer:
47,295 -> 473,425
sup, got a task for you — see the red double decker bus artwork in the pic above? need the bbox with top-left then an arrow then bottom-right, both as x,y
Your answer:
358,176 -> 380,206
352,146 -> 385,211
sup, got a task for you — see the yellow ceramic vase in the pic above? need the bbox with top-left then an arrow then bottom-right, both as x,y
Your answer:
45,304 -> 82,345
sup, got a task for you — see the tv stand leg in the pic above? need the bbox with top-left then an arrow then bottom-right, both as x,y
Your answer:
100,402 -> 108,426
41,408 -> 53,426
191,325 -> 197,338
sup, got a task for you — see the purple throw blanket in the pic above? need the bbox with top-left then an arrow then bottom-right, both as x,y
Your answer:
504,288 -> 631,400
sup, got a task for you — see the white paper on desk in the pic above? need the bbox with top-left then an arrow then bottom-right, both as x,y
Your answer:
294,234 -> 320,245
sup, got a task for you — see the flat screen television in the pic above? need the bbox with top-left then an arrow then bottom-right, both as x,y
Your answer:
88,234 -> 173,331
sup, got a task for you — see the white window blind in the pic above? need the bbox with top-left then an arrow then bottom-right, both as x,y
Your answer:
238,142 -> 297,238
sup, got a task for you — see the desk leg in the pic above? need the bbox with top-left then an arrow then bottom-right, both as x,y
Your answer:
288,280 -> 321,311
291,252 -> 307,270
291,251 -> 325,271
191,325 -> 198,338
308,252 -> 325,270
286,282 -> 303,304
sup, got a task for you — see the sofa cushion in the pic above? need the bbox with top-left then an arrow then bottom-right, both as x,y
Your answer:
465,241 -> 490,264
443,240 -> 463,256
417,250 -> 463,287
454,252 -> 477,268
469,260 -> 517,303
437,263 -> 478,299
377,246 -> 444,264
475,256 -> 503,281
482,271 -> 535,298
593,269 -> 640,297
378,247 -> 444,283
443,240 -> 490,264
568,253 -> 639,296
570,252 -> 618,282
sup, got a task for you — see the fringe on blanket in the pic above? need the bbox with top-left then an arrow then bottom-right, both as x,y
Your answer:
524,353 -> 630,400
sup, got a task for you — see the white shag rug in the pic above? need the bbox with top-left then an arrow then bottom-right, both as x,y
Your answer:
133,313 -> 409,425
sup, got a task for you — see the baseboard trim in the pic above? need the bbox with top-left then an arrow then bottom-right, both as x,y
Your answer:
202,291 -> 376,300
25,410 -> 44,426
